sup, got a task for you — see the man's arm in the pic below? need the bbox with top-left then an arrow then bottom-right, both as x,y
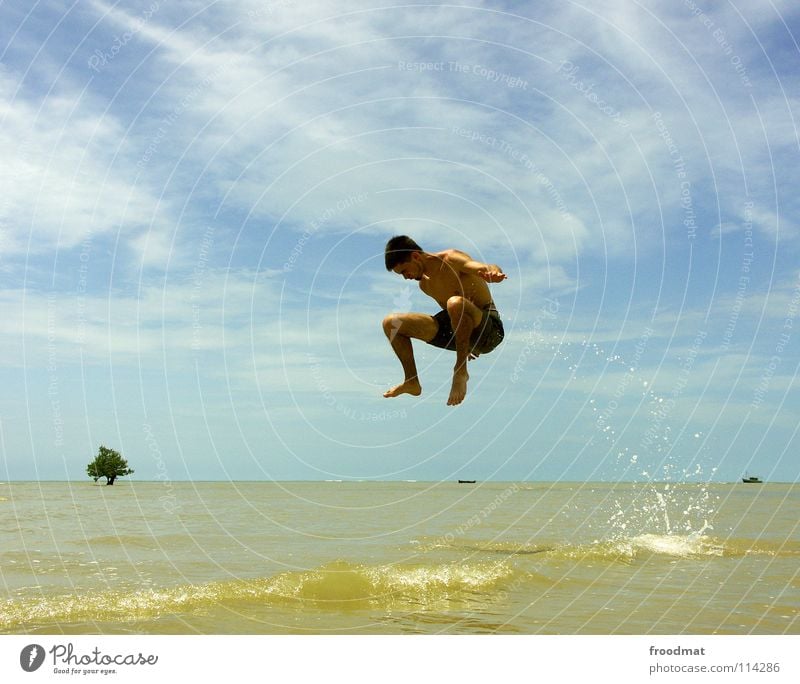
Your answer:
445,250 -> 508,283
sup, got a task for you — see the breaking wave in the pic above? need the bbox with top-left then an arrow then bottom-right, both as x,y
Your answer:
4,536 -> 796,631
414,534 -> 800,562
1,559 -> 523,630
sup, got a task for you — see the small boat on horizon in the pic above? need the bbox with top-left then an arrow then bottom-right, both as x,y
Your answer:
458,479 -> 476,484
742,474 -> 763,483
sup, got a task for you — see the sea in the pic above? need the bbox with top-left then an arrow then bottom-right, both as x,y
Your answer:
1,480 -> 797,635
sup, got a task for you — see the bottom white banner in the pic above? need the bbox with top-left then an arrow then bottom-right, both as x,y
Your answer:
0,635 -> 797,683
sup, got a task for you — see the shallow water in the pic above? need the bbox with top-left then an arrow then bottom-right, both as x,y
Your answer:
1,481 -> 797,634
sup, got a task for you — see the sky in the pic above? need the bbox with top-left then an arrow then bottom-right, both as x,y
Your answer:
1,0 -> 799,483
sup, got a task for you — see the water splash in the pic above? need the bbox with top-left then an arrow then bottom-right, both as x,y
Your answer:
527,334 -> 720,542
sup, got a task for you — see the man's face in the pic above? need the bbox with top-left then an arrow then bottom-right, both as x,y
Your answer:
393,254 -> 423,281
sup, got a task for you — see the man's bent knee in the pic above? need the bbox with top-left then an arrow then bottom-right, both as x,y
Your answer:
446,296 -> 479,329
382,314 -> 396,335
446,296 -> 466,314
446,297 -> 469,328
383,314 -> 404,339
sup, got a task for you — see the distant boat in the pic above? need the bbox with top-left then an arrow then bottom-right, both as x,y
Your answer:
742,475 -> 763,483
458,479 -> 476,484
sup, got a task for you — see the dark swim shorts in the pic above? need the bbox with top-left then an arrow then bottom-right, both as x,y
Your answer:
428,305 -> 504,354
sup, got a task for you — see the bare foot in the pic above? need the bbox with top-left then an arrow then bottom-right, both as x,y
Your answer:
383,378 -> 422,398
447,371 -> 469,406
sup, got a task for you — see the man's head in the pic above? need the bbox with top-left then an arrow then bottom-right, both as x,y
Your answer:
385,235 -> 424,280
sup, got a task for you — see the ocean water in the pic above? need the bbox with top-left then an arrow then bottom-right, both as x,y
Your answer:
0,480 -> 797,634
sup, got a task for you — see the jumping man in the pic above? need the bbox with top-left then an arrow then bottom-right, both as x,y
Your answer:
382,236 -> 506,406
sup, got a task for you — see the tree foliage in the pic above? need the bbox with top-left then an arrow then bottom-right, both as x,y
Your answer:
87,445 -> 134,485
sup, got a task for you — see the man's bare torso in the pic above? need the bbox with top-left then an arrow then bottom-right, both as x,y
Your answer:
419,250 -> 494,310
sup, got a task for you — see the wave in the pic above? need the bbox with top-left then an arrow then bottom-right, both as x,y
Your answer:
0,559 -> 526,630
413,538 -> 555,555
4,535 -> 797,630
568,535 -> 800,561
414,534 -> 800,562
560,535 -> 725,562
82,534 -> 197,550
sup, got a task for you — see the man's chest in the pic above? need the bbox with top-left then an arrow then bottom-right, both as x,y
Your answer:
419,272 -> 468,302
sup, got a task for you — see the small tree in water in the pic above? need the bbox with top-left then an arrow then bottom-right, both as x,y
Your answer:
87,445 -> 134,485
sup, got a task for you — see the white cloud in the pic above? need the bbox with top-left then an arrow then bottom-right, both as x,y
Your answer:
0,269 -> 279,366
0,70 -> 174,259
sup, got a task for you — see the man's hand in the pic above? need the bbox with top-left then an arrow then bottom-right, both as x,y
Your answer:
477,265 -> 507,283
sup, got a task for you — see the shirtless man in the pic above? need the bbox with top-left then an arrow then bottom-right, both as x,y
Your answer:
382,235 -> 506,406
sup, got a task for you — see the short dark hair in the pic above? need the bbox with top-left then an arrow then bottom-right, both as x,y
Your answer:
385,235 -> 423,271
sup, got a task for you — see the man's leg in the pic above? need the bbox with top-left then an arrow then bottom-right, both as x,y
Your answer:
382,312 -> 438,398
445,296 -> 483,406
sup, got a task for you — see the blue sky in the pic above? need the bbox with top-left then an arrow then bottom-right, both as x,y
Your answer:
1,0 -> 799,483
